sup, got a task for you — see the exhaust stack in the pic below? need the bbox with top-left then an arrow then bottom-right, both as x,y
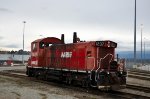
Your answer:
61,34 -> 65,44
73,32 -> 77,43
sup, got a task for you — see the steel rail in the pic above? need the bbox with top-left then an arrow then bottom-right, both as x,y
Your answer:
128,71 -> 150,77
128,74 -> 150,81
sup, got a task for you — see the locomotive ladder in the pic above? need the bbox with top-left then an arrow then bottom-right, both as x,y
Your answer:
90,54 -> 113,87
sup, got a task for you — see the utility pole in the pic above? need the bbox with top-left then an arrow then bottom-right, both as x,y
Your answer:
22,21 -> 26,65
134,0 -> 136,65
141,24 -> 143,65
144,38 -> 146,65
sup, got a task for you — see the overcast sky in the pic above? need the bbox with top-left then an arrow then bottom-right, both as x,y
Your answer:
0,0 -> 150,52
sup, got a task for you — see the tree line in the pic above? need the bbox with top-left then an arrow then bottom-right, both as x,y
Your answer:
0,49 -> 30,55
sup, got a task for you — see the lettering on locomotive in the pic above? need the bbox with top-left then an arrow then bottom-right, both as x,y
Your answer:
95,41 -> 104,46
31,60 -> 38,65
95,41 -> 117,48
61,52 -> 72,58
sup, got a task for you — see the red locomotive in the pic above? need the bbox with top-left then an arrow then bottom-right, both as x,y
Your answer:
26,32 -> 127,90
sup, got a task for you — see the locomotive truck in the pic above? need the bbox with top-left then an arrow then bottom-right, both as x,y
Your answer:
26,32 -> 127,90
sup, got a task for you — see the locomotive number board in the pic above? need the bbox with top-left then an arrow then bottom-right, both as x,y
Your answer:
95,41 -> 117,48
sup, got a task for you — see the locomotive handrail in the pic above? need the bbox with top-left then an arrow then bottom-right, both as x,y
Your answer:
90,53 -> 113,82
96,53 -> 113,72
89,57 -> 95,80
89,57 -> 95,71
90,54 -> 113,81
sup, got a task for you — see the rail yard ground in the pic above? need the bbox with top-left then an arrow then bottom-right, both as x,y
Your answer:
0,66 -> 115,99
0,75 -> 86,99
0,66 -> 150,99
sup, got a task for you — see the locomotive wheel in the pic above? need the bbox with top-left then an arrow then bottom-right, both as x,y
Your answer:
43,71 -> 47,81
28,72 -> 32,77
66,77 -> 72,85
35,71 -> 39,79
27,68 -> 33,77
81,80 -> 89,88
27,71 -> 32,77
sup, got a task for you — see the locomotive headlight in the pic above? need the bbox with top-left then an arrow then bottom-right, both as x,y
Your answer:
120,71 -> 123,74
107,71 -> 110,74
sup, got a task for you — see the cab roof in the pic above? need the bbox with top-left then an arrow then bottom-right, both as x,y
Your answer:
32,37 -> 63,44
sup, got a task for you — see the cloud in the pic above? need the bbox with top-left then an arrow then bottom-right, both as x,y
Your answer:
4,44 -> 19,48
0,8 -> 12,13
0,0 -> 149,52
0,36 -> 4,39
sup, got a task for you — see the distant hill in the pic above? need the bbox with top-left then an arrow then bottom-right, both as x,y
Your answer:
116,51 -> 150,59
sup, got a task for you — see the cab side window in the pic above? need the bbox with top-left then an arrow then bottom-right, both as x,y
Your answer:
87,51 -> 92,57
39,42 -> 52,48
39,42 -> 45,48
45,43 -> 52,47
32,43 -> 37,51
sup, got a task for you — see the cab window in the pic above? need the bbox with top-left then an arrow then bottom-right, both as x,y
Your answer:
32,42 -> 37,51
45,43 -> 52,47
40,42 -> 45,48
39,42 -> 52,48
87,51 -> 92,57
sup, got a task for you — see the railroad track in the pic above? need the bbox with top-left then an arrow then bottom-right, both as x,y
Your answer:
108,90 -> 150,99
126,84 -> 150,93
128,69 -> 150,76
0,70 -> 150,99
128,70 -> 150,81
127,74 -> 150,81
128,71 -> 150,77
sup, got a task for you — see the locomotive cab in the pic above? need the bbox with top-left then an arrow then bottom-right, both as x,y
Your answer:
30,37 -> 62,66
26,37 -> 63,76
